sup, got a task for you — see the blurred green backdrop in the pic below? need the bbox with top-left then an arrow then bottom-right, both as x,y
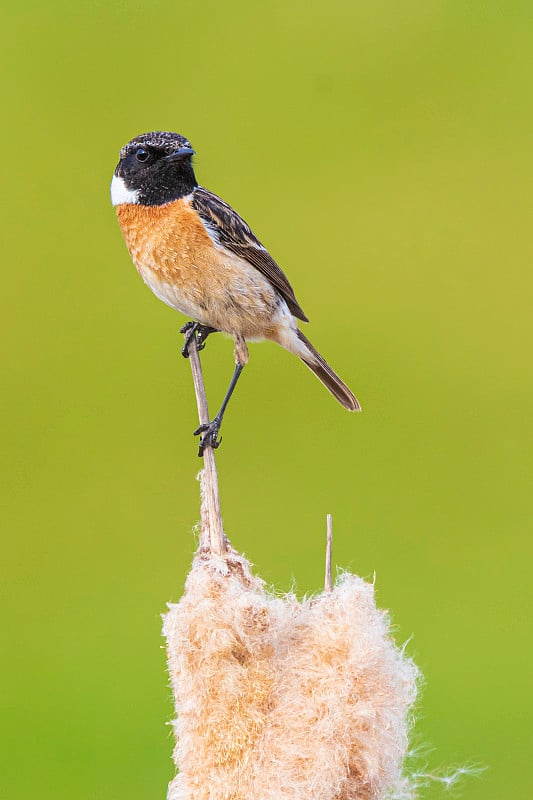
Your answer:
1,1 -> 531,798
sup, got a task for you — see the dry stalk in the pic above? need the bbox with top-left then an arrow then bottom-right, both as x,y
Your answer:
185,331 -> 226,556
325,513 -> 333,592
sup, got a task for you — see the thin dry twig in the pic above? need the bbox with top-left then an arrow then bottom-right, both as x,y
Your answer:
185,332 -> 226,556
325,513 -> 333,592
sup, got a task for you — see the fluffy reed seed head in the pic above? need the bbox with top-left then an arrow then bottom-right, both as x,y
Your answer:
163,548 -> 419,800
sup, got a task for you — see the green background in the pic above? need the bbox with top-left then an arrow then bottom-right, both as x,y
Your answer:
2,2 -> 531,798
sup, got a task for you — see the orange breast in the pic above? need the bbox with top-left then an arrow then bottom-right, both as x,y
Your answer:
116,198 -> 214,285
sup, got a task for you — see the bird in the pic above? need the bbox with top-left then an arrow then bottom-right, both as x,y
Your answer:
111,131 -> 360,455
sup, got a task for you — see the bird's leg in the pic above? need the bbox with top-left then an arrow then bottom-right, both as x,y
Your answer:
180,322 -> 218,358
194,363 -> 244,457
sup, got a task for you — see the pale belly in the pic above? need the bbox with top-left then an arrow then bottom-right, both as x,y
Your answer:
134,250 -> 283,340
139,263 -> 209,321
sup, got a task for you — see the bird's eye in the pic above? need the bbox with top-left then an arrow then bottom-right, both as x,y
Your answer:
135,148 -> 150,163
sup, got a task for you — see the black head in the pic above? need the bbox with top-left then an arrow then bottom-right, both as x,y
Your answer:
111,131 -> 197,206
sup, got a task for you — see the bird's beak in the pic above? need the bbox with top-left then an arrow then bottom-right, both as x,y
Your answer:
165,147 -> 195,161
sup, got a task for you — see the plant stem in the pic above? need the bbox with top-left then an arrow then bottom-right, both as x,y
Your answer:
185,332 -> 226,555
325,513 -> 333,592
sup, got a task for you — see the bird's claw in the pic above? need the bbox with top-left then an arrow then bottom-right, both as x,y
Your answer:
180,323 -> 198,358
194,419 -> 222,457
180,323 -> 217,358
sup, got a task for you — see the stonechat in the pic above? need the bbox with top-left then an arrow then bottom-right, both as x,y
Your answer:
111,131 -> 360,454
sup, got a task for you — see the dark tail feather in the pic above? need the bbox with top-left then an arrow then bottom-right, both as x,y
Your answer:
296,330 -> 361,411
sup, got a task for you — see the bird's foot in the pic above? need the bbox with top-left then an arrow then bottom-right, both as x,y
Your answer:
180,323 -> 218,358
196,325 -> 217,352
194,417 -> 222,457
180,322 -> 197,357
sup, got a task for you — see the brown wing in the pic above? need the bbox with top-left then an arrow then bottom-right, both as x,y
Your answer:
192,186 -> 309,322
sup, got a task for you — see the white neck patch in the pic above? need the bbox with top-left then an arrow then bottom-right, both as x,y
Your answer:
110,175 -> 140,206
